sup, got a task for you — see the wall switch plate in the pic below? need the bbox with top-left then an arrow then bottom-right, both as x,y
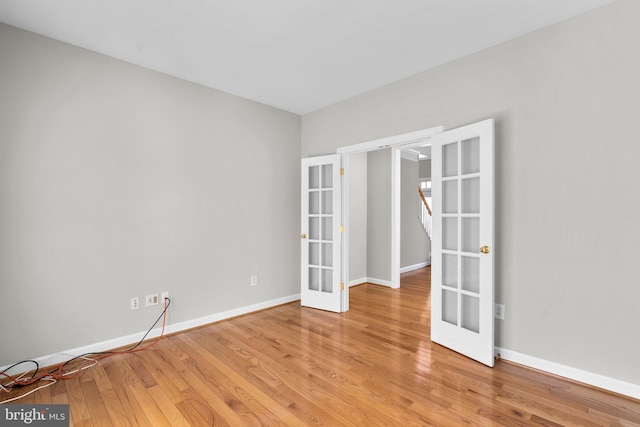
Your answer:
131,297 -> 139,310
495,303 -> 505,320
146,294 -> 159,306
251,275 -> 258,287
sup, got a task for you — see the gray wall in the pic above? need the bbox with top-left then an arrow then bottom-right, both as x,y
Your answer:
366,149 -> 391,282
0,24 -> 301,366
302,0 -> 640,385
401,158 -> 429,268
348,152 -> 367,283
419,159 -> 431,180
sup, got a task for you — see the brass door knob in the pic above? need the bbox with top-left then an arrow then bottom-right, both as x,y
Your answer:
300,234 -> 307,239
480,245 -> 490,254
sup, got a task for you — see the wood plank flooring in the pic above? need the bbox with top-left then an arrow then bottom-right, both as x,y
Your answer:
3,267 -> 640,426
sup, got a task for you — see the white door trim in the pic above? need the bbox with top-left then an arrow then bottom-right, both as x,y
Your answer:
337,127 -> 445,156
337,126 -> 444,291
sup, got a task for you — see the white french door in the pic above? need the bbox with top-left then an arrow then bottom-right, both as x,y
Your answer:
431,119 -> 495,367
300,154 -> 344,313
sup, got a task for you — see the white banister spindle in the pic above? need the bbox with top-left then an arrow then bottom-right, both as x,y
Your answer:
419,200 -> 432,239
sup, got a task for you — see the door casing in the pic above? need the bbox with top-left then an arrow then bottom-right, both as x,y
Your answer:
337,126 -> 444,293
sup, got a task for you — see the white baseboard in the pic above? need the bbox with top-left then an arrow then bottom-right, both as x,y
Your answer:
163,294 -> 300,335
496,347 -> 640,400
348,277 -> 394,287
12,295 -> 636,401
400,261 -> 430,274
366,277 -> 393,288
348,278 -> 368,287
0,294 -> 301,375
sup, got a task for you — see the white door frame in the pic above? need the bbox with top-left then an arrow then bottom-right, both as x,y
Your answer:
337,126 -> 444,292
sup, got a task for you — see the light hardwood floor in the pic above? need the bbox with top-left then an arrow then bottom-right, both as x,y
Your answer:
4,267 -> 640,426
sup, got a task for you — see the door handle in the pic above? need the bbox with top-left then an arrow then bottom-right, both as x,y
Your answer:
300,234 -> 307,239
480,245 -> 490,254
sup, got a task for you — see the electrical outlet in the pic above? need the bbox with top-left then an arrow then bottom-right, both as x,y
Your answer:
251,275 -> 258,287
131,297 -> 139,310
495,303 -> 505,320
161,291 -> 169,304
146,294 -> 159,307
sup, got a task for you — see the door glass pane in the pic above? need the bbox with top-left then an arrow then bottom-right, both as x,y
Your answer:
321,217 -> 332,240
309,242 -> 319,265
321,164 -> 333,188
309,267 -> 319,291
321,191 -> 333,214
321,269 -> 333,293
443,254 -> 458,289
309,217 -> 319,240
461,218 -> 479,253
462,177 -> 480,214
443,217 -> 458,251
309,166 -> 320,189
461,256 -> 479,293
443,180 -> 458,214
442,289 -> 458,326
462,295 -> 480,333
309,192 -> 319,215
322,243 -> 333,267
461,137 -> 480,175
443,142 -> 458,177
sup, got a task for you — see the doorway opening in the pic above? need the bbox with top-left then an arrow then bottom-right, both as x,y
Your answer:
337,126 -> 443,295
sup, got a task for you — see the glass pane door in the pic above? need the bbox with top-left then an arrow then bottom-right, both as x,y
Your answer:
431,119 -> 494,367
301,154 -> 343,313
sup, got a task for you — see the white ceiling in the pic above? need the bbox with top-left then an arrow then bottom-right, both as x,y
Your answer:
0,0 -> 617,114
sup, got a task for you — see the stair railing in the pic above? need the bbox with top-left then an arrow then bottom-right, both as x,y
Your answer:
418,187 -> 432,239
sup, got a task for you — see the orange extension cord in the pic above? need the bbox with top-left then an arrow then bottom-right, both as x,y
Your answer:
0,298 -> 169,392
